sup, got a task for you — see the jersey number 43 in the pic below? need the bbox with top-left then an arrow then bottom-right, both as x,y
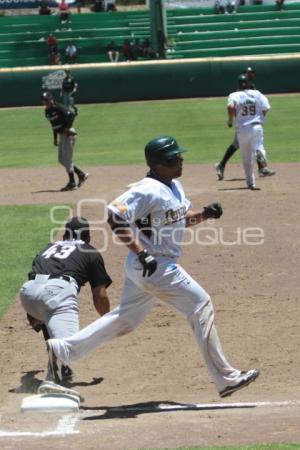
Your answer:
42,243 -> 76,260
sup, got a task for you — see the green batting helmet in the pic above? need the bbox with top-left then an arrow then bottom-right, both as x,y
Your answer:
145,136 -> 187,166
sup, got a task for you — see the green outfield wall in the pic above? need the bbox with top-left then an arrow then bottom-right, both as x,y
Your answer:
1,55 -> 300,107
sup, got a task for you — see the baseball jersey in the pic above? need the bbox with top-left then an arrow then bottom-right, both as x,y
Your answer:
45,102 -> 75,133
107,175 -> 192,258
62,76 -> 77,93
228,89 -> 270,129
29,239 -> 112,290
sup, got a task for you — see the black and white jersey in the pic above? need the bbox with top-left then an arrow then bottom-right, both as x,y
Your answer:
45,102 -> 74,133
62,76 -> 77,94
29,240 -> 112,290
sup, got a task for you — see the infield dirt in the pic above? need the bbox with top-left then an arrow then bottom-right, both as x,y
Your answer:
0,163 -> 299,450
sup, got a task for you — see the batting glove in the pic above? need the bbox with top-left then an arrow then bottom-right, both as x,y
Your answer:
137,249 -> 157,277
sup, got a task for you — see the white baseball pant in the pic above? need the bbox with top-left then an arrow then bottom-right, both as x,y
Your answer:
237,124 -> 264,187
232,132 -> 267,159
20,275 -> 79,339
50,253 -> 243,392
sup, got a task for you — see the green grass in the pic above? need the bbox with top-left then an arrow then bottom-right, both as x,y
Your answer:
0,204 -> 70,319
0,94 -> 299,168
141,446 -> 300,450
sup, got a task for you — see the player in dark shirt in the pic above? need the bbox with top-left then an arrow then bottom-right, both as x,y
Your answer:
60,70 -> 78,116
42,91 -> 88,191
20,217 -> 111,383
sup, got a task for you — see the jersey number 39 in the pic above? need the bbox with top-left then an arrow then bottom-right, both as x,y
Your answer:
241,105 -> 256,116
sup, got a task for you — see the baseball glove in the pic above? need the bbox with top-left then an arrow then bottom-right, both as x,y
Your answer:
203,203 -> 223,219
26,313 -> 43,333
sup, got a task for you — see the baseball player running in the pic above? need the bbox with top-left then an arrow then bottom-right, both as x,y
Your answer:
45,136 -> 259,398
227,75 -> 270,190
42,91 -> 88,191
20,217 -> 111,384
216,67 -> 275,180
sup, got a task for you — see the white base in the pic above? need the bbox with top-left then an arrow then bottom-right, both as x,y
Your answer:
21,393 -> 80,413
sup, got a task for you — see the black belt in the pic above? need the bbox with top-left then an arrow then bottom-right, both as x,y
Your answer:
252,122 -> 261,125
29,274 -> 73,283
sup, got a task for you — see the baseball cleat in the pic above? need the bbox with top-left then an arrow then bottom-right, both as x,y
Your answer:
215,163 -> 224,180
47,339 -> 62,383
219,368 -> 260,398
38,380 -> 84,401
68,127 -> 77,136
77,172 -> 89,188
248,185 -> 261,191
258,167 -> 276,177
60,182 -> 77,191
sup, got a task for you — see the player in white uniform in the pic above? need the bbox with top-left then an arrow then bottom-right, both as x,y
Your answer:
215,67 -> 275,181
227,75 -> 270,190
46,136 -> 259,398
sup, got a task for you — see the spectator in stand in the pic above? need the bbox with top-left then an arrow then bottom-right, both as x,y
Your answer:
142,37 -> 156,59
47,33 -> 58,52
105,0 -> 117,12
47,34 -> 61,64
215,0 -> 236,14
65,42 -> 77,63
106,41 -> 119,63
76,0 -> 84,13
91,0 -> 104,12
132,38 -> 143,60
39,0 -> 52,15
276,0 -> 284,9
50,49 -> 62,65
58,0 -> 71,22
122,39 -> 134,61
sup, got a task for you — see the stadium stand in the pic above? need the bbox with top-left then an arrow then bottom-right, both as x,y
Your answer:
167,2 -> 300,58
0,10 -> 150,67
1,2 -> 300,67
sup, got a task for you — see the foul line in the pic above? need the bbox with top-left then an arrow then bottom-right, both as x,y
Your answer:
0,415 -> 79,438
0,400 -> 299,437
156,400 -> 300,411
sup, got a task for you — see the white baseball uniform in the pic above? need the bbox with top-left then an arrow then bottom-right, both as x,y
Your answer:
228,89 -> 270,187
50,176 -> 247,393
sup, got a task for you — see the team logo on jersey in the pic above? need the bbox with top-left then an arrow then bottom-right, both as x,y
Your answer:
164,206 -> 186,225
112,201 -> 128,214
241,98 -> 255,106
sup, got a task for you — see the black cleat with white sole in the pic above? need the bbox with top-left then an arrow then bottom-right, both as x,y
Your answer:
219,368 -> 260,398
